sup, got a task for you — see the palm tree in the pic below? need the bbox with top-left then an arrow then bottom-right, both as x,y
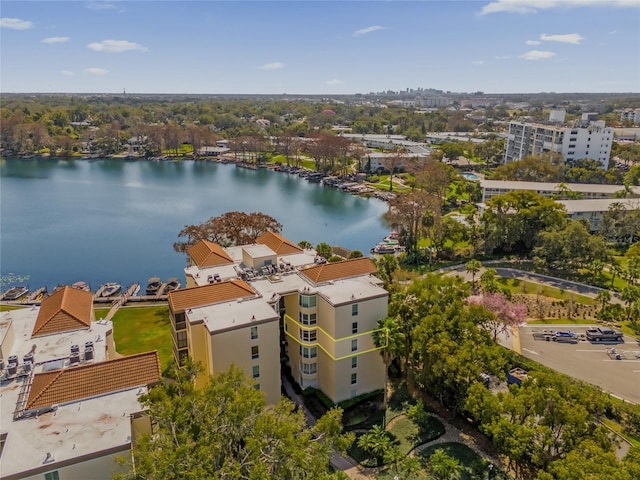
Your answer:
428,449 -> 464,480
620,285 -> 640,322
465,259 -> 482,287
611,263 -> 623,289
357,425 -> 392,465
373,317 -> 404,422
596,290 -> 612,312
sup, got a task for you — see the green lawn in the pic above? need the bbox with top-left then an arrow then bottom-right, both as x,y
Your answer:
110,305 -> 173,369
528,318 -> 595,325
418,442 -> 506,480
387,415 -> 445,455
0,305 -> 26,312
497,277 -> 597,305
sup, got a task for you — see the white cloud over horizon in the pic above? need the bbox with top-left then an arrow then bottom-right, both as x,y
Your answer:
540,33 -> 585,44
87,39 -> 148,52
42,36 -> 71,44
481,0 -> 639,15
0,17 -> 33,30
84,67 -> 109,75
259,62 -> 284,71
519,50 -> 556,60
60,70 -> 74,76
526,40 -> 541,45
472,60 -> 485,65
353,25 -> 387,37
326,79 -> 344,85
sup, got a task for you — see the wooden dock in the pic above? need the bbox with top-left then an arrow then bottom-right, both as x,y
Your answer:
103,283 -> 140,321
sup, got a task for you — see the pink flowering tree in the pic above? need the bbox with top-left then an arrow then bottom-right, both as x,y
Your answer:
467,292 -> 528,341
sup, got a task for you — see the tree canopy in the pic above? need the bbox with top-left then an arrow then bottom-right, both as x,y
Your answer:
174,211 -> 282,252
120,364 -> 353,479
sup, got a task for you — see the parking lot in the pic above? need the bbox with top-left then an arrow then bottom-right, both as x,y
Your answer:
516,325 -> 640,404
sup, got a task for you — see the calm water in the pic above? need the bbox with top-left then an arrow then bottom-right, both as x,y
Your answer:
0,158 -> 389,291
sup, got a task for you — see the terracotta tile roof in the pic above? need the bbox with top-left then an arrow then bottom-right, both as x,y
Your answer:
168,280 -> 255,313
256,231 -> 302,255
299,258 -> 378,284
188,240 -> 234,267
25,351 -> 160,411
32,286 -> 93,337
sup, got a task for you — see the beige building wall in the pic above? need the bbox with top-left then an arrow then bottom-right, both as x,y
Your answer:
187,320 -> 213,389
19,449 -> 129,480
209,319 -> 281,405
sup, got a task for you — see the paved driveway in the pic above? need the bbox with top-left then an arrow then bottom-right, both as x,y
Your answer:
516,325 -> 640,404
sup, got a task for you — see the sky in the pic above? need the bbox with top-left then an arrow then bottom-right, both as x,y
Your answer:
1,0 -> 639,95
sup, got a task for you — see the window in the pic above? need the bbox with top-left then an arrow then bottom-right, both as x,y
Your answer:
351,304 -> 358,316
299,312 -> 317,325
351,357 -> 358,368
45,473 -> 60,480
252,365 -> 260,378
299,295 -> 317,308
352,322 -> 358,334
300,329 -> 317,342
251,345 -> 259,360
351,339 -> 358,352
254,384 -> 260,390
302,362 -> 317,375
351,373 -> 357,385
176,331 -> 188,349
300,346 -> 317,358
250,326 -> 258,340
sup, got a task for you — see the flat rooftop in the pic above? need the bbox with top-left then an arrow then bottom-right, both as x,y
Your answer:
0,308 -> 148,479
558,198 -> 640,213
480,179 -> 638,195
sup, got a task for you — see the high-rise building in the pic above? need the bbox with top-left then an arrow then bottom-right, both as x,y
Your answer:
504,112 -> 613,169
168,232 -> 388,404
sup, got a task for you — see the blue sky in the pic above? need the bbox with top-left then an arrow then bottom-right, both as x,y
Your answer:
1,0 -> 639,94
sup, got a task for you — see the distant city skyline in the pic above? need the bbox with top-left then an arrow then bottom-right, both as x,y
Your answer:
1,1 -> 639,95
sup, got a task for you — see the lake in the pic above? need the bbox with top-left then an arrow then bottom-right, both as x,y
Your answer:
0,158 -> 390,291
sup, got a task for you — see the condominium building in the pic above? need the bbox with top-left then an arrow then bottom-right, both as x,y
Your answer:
479,179 -> 639,202
168,232 -> 388,404
620,108 -> 640,124
0,287 -> 160,480
504,112 -> 613,169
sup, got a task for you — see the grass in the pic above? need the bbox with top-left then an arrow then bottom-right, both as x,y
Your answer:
497,277 -> 597,305
0,305 -> 26,311
528,318 -> 595,325
388,415 -> 446,455
418,442 -> 507,480
110,305 -> 173,369
602,418 -> 640,449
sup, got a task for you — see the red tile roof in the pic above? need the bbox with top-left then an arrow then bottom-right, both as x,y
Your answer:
32,286 -> 93,337
25,351 -> 160,411
188,240 -> 234,267
299,258 -> 377,284
256,231 -> 303,255
168,280 -> 255,313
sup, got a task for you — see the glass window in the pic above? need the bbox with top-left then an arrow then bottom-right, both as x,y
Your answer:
351,339 -> 358,352
302,362 -> 317,374
299,312 -> 317,325
251,345 -> 259,360
351,357 -> 358,368
352,304 -> 358,316
176,331 -> 188,349
351,373 -> 357,385
252,365 -> 260,378
250,326 -> 258,340
299,295 -> 317,308
352,322 -> 358,334
300,330 -> 317,342
45,473 -> 60,480
301,346 -> 317,358
254,384 -> 260,390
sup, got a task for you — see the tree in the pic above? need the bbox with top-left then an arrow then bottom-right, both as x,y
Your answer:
315,242 -> 333,259
348,250 -> 363,259
490,154 -> 563,182
465,259 -> 482,287
174,211 -> 282,252
467,293 -> 527,341
357,424 -> 392,466
122,364 -> 353,479
596,289 -> 612,312
427,448 -> 464,480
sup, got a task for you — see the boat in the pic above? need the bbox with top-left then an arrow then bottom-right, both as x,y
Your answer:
370,243 -> 402,254
164,277 -> 180,293
1,286 -> 30,301
99,282 -> 122,297
27,287 -> 47,301
71,281 -> 91,292
146,277 -> 162,295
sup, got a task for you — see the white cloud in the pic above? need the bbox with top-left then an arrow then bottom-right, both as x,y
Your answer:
42,36 -> 71,44
495,55 -> 512,59
526,40 -> 541,45
86,2 -> 117,10
326,79 -> 344,85
519,50 -> 556,60
0,17 -> 33,30
259,62 -> 284,71
480,0 -> 639,15
60,70 -> 74,76
84,67 -> 109,75
353,25 -> 387,37
541,33 -> 585,44
87,39 -> 148,52
471,60 -> 485,65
